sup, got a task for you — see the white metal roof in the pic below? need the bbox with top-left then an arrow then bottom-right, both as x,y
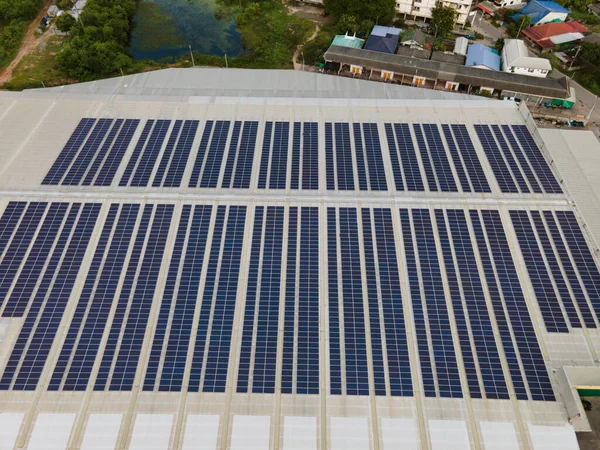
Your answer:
549,32 -> 586,45
502,39 -> 552,70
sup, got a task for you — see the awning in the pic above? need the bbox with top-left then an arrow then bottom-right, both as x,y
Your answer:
476,2 -> 495,15
549,32 -> 585,45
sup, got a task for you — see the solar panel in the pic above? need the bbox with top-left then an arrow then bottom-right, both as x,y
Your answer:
412,125 -> 438,191
442,209 -> 508,399
501,125 -> 543,193
189,206 -> 246,393
152,120 -> 183,187
199,121 -> 231,188
269,122 -> 290,189
81,119 -> 123,186
510,125 -> 562,194
490,125 -> 530,193
163,120 -> 199,188
92,119 -> 140,187
257,122 -> 273,189
386,123 -> 424,191
334,123 -> 355,190
231,122 -> 258,189
352,123 -> 368,191
474,124 -> 519,193
62,119 -> 113,186
360,123 -> 388,191
119,121 -> 154,187
302,123 -> 319,190
450,124 -> 491,193
189,121 -> 214,188
421,124 -> 457,192
291,123 -> 301,190
325,123 -> 335,190
129,120 -> 171,187
511,210 -> 570,332
327,208 -> 342,395
42,118 -> 95,185
0,202 -> 26,259
440,124 -> 470,192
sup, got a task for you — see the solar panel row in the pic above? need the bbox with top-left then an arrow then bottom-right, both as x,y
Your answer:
474,124 -> 562,195
0,201 -> 584,400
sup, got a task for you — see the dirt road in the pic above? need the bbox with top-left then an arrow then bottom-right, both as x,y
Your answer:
293,25 -> 320,71
0,0 -> 54,86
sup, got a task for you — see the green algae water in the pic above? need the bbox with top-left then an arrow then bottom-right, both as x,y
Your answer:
130,0 -> 243,61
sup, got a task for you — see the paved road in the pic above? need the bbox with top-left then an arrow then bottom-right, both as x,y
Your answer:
549,70 -> 600,124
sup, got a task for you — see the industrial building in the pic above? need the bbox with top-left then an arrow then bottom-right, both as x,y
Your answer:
0,68 -> 600,449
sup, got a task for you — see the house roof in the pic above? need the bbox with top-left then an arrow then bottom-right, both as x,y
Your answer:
395,45 -> 466,65
364,26 -> 401,53
466,44 -> 501,71
454,37 -> 469,56
324,45 -> 569,98
589,3 -> 600,14
502,39 -> 552,70
523,21 -> 588,48
401,29 -> 429,46
331,34 -> 365,49
549,32 -> 585,44
515,0 -> 570,24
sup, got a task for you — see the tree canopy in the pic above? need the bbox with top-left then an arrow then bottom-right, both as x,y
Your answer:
324,0 -> 395,24
427,4 -> 457,37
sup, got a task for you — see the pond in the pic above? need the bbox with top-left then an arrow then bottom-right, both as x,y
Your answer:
130,0 -> 244,61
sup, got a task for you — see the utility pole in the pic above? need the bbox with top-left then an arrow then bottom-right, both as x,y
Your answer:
569,46 -> 581,71
516,18 -> 526,38
587,95 -> 598,121
225,54 -> 228,68
28,78 -> 45,88
189,45 -> 195,67
301,51 -> 305,71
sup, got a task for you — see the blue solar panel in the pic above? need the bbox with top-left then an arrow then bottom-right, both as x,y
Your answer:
361,208 -> 386,395
258,122 -> 273,189
411,209 -> 462,398
327,208 -> 342,395
81,119 -> 122,186
8,203 -> 100,391
302,123 -> 319,190
556,210 -> 600,322
109,205 -> 173,391
152,120 -> 183,187
0,202 -> 26,258
440,124 -> 469,192
491,125 -> 530,193
338,208 -> 369,395
530,211 -> 586,328
399,209 -> 435,397
222,122 -> 242,188
163,120 -> 199,188
443,209 -> 509,400
232,122 -> 258,189
2,203 -> 68,317
95,205 -> 153,391
510,125 -> 562,194
412,125 -> 437,191
282,207 -> 297,394
352,124 -> 368,191
62,119 -> 113,186
334,123 -> 355,191
153,205 -> 211,391
511,210 -> 569,332
543,211 -> 597,328
189,121 -> 214,188
119,121 -> 154,187
48,204 -> 126,391
372,208 -> 412,396
469,210 -> 528,400
0,202 -> 47,306
190,206 -> 246,393
291,123 -> 301,190
325,123 -> 335,190
384,123 -> 424,191
129,120 -> 171,187
268,122 -> 290,189
501,125 -> 543,193
449,124 -> 491,193
92,119 -> 139,187
362,123 -> 388,191
199,120 -> 231,188
42,118 -> 95,185
423,124 -> 458,192
474,124 -> 519,193
477,210 -> 554,401
435,210 -> 481,398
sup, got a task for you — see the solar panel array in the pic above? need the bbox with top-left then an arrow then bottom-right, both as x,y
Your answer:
3,194 -> 597,403
42,119 -> 564,196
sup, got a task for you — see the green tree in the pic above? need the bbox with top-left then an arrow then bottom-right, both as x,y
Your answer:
336,14 -> 359,35
494,38 -> 504,53
55,13 -> 76,33
427,4 -> 457,38
324,0 -> 395,24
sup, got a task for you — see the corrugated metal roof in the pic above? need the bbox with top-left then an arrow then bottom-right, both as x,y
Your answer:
332,35 -> 365,49
466,44 -> 501,71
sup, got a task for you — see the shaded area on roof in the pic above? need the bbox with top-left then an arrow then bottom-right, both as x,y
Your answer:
401,29 -> 430,46
324,45 -> 569,98
466,44 -> 501,71
364,26 -> 402,53
395,45 -> 466,65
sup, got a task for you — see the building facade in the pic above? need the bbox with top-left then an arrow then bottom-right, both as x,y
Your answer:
396,0 -> 471,24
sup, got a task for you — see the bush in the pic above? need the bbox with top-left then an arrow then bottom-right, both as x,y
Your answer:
54,13 -> 76,33
301,27 -> 335,65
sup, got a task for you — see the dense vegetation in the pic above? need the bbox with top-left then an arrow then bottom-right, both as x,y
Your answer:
324,0 -> 395,26
56,0 -> 137,80
0,0 -> 43,69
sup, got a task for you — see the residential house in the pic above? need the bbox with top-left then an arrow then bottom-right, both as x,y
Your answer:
364,26 -> 402,54
331,34 -> 366,75
502,39 -> 552,77
513,0 -> 570,26
522,21 -> 588,51
466,44 -> 501,70
395,0 -> 471,25
493,0 -> 524,8
588,1 -> 600,17
401,29 -> 431,50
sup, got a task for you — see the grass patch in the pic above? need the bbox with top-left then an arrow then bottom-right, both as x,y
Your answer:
2,35 -> 72,90
301,24 -> 335,66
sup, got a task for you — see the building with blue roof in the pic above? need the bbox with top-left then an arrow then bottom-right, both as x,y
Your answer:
513,0 -> 569,26
466,44 -> 501,71
364,25 -> 402,54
